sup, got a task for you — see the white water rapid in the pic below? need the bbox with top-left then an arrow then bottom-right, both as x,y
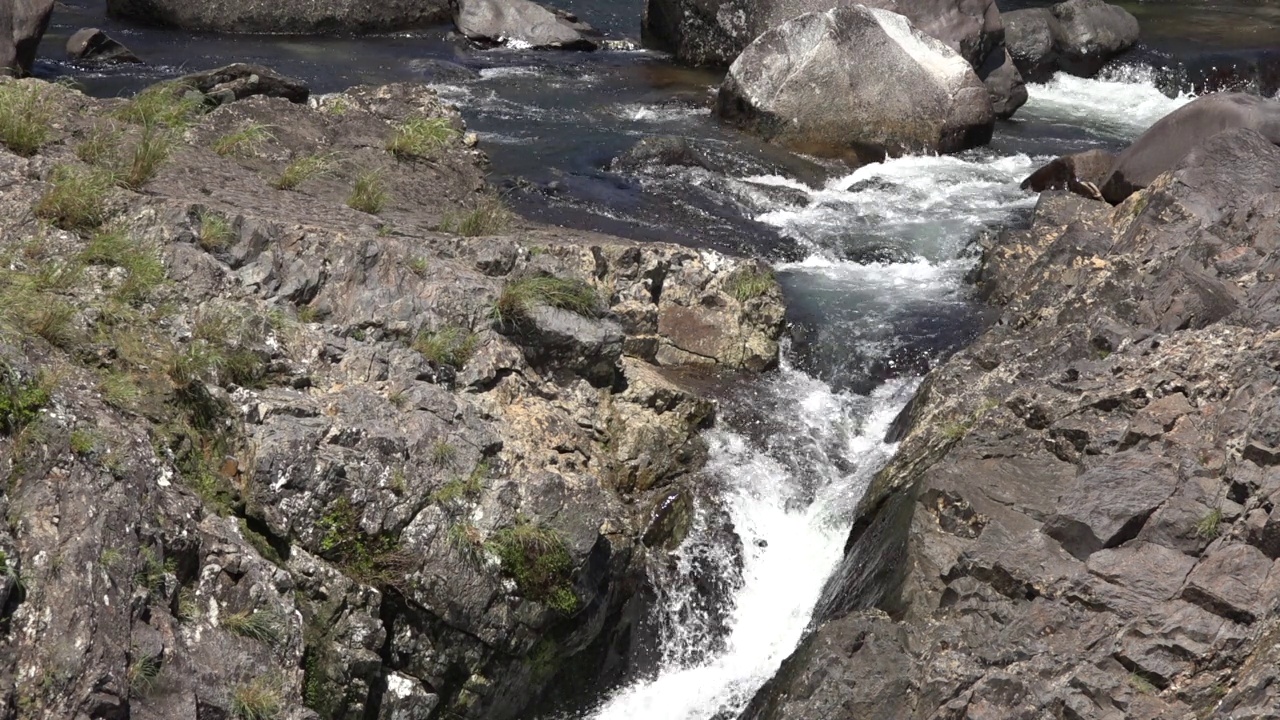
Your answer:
574,71 -> 1193,720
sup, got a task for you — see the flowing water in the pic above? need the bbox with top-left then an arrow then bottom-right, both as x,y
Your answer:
34,2 -> 1239,717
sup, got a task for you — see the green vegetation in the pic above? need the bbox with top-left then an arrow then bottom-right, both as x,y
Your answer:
447,521 -> 485,565
240,518 -> 284,566
0,82 -> 54,156
134,546 -> 175,593
0,258 -> 80,348
198,211 -> 236,252
169,307 -> 271,390
0,368 -> 50,436
486,519 -> 578,614
493,275 -> 598,326
406,256 -> 430,276
118,125 -> 175,190
69,429 -> 96,456
1196,507 -> 1224,540
441,194 -> 512,237
112,82 -> 203,130
273,153 -> 331,191
432,460 -> 487,505
76,125 -> 122,165
317,498 -> 410,588
99,547 -> 125,570
34,165 -> 114,233
429,439 -> 457,468
347,170 -> 387,214
223,608 -> 283,645
412,326 -> 478,369
177,586 -> 201,622
213,122 -> 272,157
387,116 -> 456,159
230,676 -> 283,720
1128,673 -> 1157,695
725,265 -> 775,303
81,229 -> 167,306
127,651 -> 162,696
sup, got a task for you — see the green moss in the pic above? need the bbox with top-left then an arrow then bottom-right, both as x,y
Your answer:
493,275 -> 599,326
0,82 -> 54,156
413,326 -> 478,369
0,368 -> 49,436
386,116 -> 457,159
485,520 -> 578,613
725,266 -> 775,302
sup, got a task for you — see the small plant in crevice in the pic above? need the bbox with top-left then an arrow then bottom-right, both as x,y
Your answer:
429,439 -> 457,468
34,165 -> 114,233
0,82 -> 54,156
127,650 -> 163,696
69,429 -> 96,456
198,211 -> 236,252
316,498 -> 412,588
386,116 -> 457,159
176,586 -> 201,622
725,265 -> 775,303
1128,673 -> 1157,695
222,608 -> 283,645
492,275 -> 599,327
1195,507 -> 1224,540
406,256 -> 429,276
239,518 -> 285,566
432,460 -> 488,505
273,153 -> 332,191
81,228 -> 167,306
346,169 -> 387,214
118,125 -> 175,190
0,367 -> 50,437
412,326 -> 478,369
134,546 -> 175,594
440,193 -> 512,237
213,122 -> 273,157
230,675 -> 284,720
485,519 -> 578,614
447,521 -> 486,566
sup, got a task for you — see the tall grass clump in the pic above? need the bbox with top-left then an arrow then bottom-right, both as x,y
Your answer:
112,82 -> 203,129
386,116 -> 456,159
213,122 -> 272,157
493,275 -> 599,326
440,194 -> 512,237
274,154 -> 331,191
0,82 -> 54,156
34,165 -> 114,233
346,170 -> 387,214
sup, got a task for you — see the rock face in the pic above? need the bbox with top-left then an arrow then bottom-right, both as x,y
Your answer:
745,128 -> 1280,719
977,47 -> 1027,119
106,0 -> 451,33
715,6 -> 995,160
0,0 -> 53,77
455,0 -> 602,49
1102,92 -> 1280,203
1021,148 -> 1114,199
1005,0 -> 1139,82
66,28 -> 143,64
0,75 -> 784,720
178,63 -> 311,106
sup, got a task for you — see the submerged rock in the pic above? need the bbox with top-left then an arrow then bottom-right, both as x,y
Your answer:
1004,0 -> 1139,82
745,127 -> 1280,719
0,0 -> 53,77
1102,92 -> 1280,203
455,0 -> 602,49
66,27 -> 143,64
106,0 -> 452,33
715,6 -> 995,160
610,136 -> 719,173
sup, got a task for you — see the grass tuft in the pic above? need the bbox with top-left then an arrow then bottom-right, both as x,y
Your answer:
198,211 -> 236,252
213,122 -> 272,157
440,194 -> 512,237
273,153 -> 331,191
76,124 -> 122,165
0,367 -> 50,437
0,82 -> 54,156
113,82 -> 203,129
486,519 -> 578,613
230,676 -> 283,720
493,275 -> 599,326
127,651 -> 163,696
34,165 -> 114,233
387,116 -> 457,159
725,265 -> 776,302
82,228 -> 167,305
222,608 -> 283,645
347,170 -> 387,214
1195,507 -> 1224,540
413,326 -> 478,369
118,125 -> 175,190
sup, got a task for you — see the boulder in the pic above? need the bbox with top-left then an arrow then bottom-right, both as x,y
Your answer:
1004,0 -> 1138,82
66,28 -> 143,64
504,304 -> 624,387
1,0 -> 54,77
977,47 -> 1028,119
1102,93 -> 1280,203
715,6 -> 995,160
106,0 -> 451,33
644,0 -> 1002,68
455,0 -> 601,49
1020,149 -> 1114,199
178,63 -> 310,106
610,136 -> 718,173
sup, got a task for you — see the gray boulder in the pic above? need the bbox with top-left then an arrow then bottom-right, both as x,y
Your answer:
1004,0 -> 1138,82
178,63 -> 311,106
644,0 -> 1002,68
0,0 -> 53,77
977,47 -> 1027,119
1021,148 -> 1114,199
455,0 -> 601,49
66,28 -> 143,64
715,6 -> 995,160
1102,93 -> 1280,203
106,0 -> 451,33
610,136 -> 719,173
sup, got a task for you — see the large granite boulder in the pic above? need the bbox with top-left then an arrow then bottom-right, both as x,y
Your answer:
106,0 -> 451,33
0,0 -> 54,77
1102,92 -> 1280,203
66,28 -> 143,64
715,6 -> 995,160
746,128 -> 1280,719
1004,0 -> 1139,81
455,0 -> 602,49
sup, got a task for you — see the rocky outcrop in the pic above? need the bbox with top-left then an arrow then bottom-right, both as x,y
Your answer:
1005,0 -> 1139,82
0,0 -> 53,77
67,28 -> 143,64
745,128 -> 1280,719
179,64 -> 311,106
1021,148 -> 1114,199
715,6 -> 995,160
105,0 -> 452,33
0,71 -> 783,720
1102,92 -> 1280,203
455,0 -> 602,50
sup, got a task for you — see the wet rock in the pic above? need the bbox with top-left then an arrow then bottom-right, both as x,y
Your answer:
977,47 -> 1028,120
715,6 -> 995,160
66,27 -> 142,64
1021,149 -> 1114,199
610,136 -> 718,173
1101,93 -> 1280,203
0,0 -> 53,77
454,0 -> 602,50
106,0 -> 452,33
179,63 -> 311,106
1004,0 -> 1138,82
